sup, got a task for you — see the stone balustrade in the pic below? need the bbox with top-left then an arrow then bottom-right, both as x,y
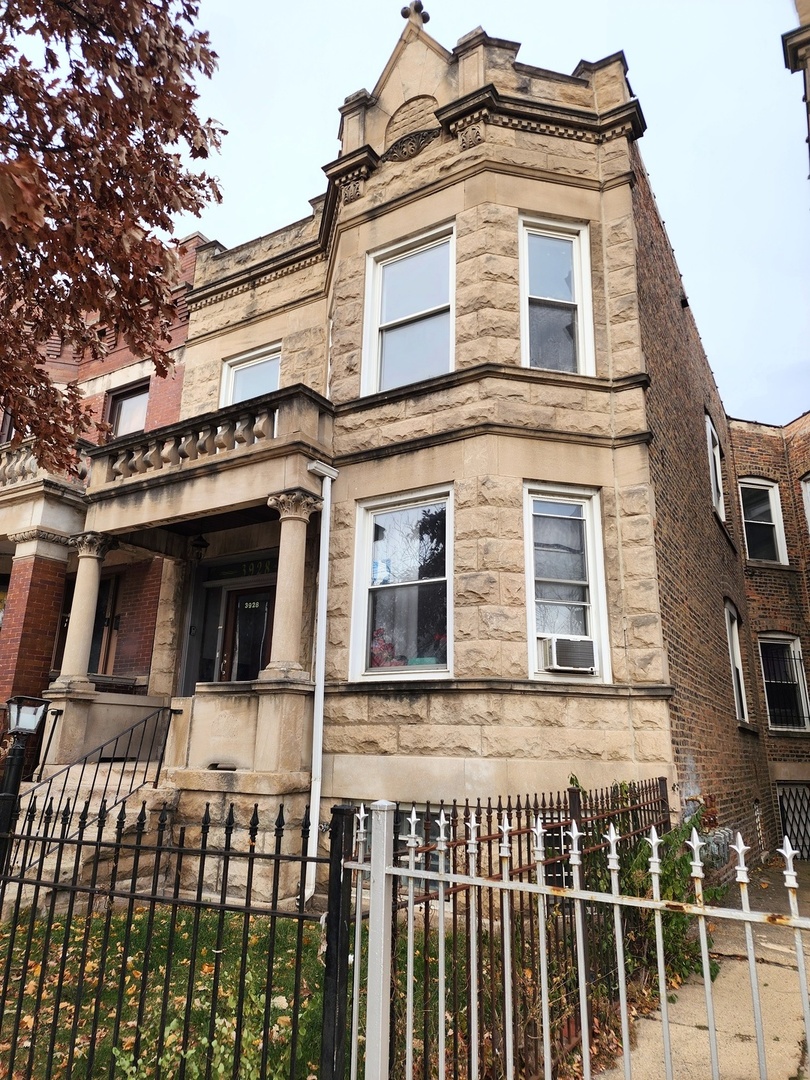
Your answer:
0,441 -> 89,490
86,386 -> 332,491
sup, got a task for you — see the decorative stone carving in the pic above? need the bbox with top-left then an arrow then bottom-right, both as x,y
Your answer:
343,179 -> 363,204
267,490 -> 323,523
69,531 -> 117,559
9,529 -> 70,546
381,128 -> 441,163
459,124 -> 484,150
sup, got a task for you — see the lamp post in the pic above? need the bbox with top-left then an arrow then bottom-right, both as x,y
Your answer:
0,696 -> 50,873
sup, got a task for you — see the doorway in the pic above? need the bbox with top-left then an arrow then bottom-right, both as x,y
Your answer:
219,585 -> 275,681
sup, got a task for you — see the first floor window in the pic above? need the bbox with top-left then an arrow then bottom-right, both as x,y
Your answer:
356,493 -> 450,676
739,479 -> 787,563
724,602 -> 747,721
527,486 -> 609,679
760,636 -> 809,730
221,345 -> 281,406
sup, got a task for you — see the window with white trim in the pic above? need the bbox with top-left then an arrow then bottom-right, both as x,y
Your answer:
353,491 -> 451,678
521,220 -> 594,375
108,383 -> 149,437
363,229 -> 454,394
760,636 -> 809,730
705,416 -> 725,519
220,345 -> 281,407
526,486 -> 610,680
724,602 -> 747,721
739,479 -> 788,564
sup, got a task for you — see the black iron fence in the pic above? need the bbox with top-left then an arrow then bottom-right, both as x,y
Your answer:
0,795 -> 355,1080
383,777 -> 671,1078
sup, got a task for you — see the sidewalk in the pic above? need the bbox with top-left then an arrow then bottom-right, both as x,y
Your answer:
600,859 -> 810,1080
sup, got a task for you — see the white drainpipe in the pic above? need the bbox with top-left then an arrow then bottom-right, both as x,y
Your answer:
305,459 -> 338,900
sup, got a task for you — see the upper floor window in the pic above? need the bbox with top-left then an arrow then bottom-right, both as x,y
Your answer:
705,416 -> 725,520
724,601 -> 747,722
0,409 -> 14,444
526,485 -> 610,680
739,479 -> 787,564
521,220 -> 594,376
760,636 -> 809,730
220,345 -> 281,407
363,229 -> 454,395
108,383 -> 149,437
352,490 -> 451,678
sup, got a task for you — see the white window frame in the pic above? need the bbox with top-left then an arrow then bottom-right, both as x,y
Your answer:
519,217 -> 595,377
705,415 -> 725,520
759,634 -> 810,731
738,478 -> 788,564
802,477 -> 810,541
724,601 -> 748,722
361,225 -> 455,396
219,344 -> 281,407
524,483 -> 611,682
350,487 -> 453,681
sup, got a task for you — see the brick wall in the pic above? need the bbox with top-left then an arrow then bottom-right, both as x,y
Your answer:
112,559 -> 164,677
631,144 -> 775,849
0,555 -> 66,702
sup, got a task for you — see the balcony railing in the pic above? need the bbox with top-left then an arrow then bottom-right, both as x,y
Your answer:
0,440 -> 89,491
86,385 -> 332,490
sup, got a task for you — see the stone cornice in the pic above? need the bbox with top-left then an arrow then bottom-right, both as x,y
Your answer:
783,24 -> 810,71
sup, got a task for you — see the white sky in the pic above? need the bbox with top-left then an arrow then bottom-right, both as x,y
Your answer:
177,0 -> 810,426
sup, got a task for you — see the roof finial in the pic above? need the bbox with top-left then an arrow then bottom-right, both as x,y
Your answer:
401,0 -> 430,26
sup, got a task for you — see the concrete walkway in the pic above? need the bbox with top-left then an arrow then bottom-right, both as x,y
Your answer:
599,860 -> 810,1080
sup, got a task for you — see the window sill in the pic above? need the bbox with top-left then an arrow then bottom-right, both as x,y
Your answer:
767,726 -> 810,737
745,559 -> 794,571
737,722 -> 760,736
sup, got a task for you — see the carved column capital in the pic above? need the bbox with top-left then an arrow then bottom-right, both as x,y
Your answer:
8,528 -> 70,546
267,490 -> 323,524
69,531 -> 117,559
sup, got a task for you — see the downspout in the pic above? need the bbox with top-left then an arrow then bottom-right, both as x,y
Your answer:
305,459 -> 338,900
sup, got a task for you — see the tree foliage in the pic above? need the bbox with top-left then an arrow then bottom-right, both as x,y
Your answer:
0,0 -> 222,470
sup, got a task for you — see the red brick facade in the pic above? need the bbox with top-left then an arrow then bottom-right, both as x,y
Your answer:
632,144 -> 775,849
112,559 -> 164,678
0,555 -> 66,701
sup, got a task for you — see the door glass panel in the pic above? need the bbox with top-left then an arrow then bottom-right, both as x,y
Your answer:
231,591 -> 272,681
198,587 -> 223,683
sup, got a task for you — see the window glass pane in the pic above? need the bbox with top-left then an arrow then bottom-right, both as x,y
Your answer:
379,311 -> 450,391
528,300 -> 577,372
533,514 -> 586,582
198,587 -> 223,683
381,242 -> 449,324
113,389 -> 148,435
528,234 -> 574,302
371,504 -> 445,585
745,521 -> 778,561
536,600 -> 588,636
367,581 -> 447,669
231,592 -> 272,681
535,582 -> 588,603
231,355 -> 280,403
742,487 -> 773,523
761,642 -> 805,728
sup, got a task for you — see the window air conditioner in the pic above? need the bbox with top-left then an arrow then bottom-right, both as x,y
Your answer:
543,636 -> 595,673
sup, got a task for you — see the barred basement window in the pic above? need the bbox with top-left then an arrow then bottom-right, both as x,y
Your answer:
760,637 -> 809,730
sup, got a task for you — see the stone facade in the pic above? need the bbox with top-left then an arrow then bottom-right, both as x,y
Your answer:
0,12 -> 806,855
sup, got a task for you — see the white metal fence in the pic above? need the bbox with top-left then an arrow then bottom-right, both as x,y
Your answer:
348,799 -> 810,1080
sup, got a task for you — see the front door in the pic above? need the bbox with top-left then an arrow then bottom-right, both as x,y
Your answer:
219,586 -> 275,681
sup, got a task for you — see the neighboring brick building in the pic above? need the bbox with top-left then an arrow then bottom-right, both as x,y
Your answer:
0,8 -> 806,855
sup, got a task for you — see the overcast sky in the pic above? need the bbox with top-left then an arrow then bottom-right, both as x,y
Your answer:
178,0 -> 809,427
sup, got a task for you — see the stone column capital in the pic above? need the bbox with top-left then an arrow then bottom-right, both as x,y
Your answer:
267,489 -> 322,524
69,531 -> 117,559
8,528 -> 70,547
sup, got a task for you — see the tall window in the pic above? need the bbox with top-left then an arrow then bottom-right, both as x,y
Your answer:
108,383 -> 149,437
354,493 -> 450,677
760,637 -> 809,730
521,221 -> 594,375
364,230 -> 453,394
724,602 -> 747,721
739,480 -> 787,563
0,409 -> 14,444
705,416 -> 725,519
220,345 -> 281,406
527,487 -> 610,679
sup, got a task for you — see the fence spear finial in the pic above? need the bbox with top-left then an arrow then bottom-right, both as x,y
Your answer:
605,821 -> 620,872
499,810 -> 511,859
687,826 -> 705,880
731,832 -> 750,884
779,835 -> 799,889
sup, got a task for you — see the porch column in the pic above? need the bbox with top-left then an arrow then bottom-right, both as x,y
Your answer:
52,531 -> 115,691
262,489 -> 322,680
